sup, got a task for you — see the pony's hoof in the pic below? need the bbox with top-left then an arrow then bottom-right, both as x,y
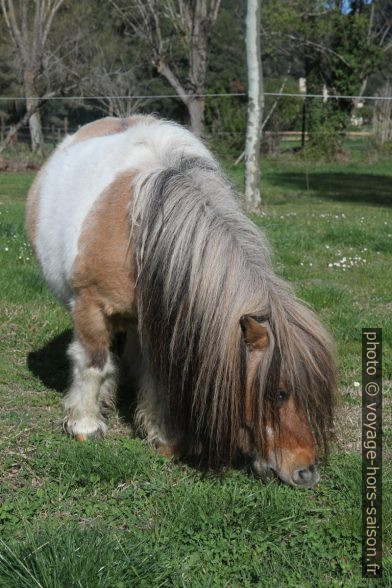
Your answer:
158,446 -> 174,458
63,416 -> 107,440
74,430 -> 104,442
157,444 -> 176,458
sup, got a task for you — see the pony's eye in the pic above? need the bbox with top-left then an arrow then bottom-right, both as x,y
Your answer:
276,389 -> 289,406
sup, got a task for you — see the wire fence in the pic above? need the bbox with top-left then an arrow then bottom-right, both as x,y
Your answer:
1,91 -> 390,208
0,90 -> 390,162
0,91 -> 391,101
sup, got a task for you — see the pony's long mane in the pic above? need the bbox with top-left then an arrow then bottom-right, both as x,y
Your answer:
131,155 -> 336,467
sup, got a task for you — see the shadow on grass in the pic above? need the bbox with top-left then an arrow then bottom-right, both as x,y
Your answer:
26,329 -> 137,426
27,329 -> 73,393
267,172 -> 392,206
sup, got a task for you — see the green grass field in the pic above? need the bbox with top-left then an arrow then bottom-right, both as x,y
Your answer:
0,156 -> 391,587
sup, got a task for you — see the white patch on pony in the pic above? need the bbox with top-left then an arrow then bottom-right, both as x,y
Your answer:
34,118 -> 212,307
63,340 -> 117,438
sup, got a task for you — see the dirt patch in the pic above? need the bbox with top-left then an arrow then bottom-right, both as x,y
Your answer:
335,381 -> 391,457
335,403 -> 361,453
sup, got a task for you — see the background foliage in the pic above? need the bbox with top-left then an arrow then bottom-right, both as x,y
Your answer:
0,0 -> 391,159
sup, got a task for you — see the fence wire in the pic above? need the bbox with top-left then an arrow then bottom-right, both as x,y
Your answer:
0,91 -> 391,101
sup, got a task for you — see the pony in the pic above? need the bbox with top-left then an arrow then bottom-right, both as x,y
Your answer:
26,115 -> 337,488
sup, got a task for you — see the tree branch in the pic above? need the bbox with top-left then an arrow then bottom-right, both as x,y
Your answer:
156,60 -> 189,105
42,0 -> 65,47
235,70 -> 290,165
1,0 -> 24,55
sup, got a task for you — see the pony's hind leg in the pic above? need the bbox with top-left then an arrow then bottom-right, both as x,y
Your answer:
63,295 -> 117,440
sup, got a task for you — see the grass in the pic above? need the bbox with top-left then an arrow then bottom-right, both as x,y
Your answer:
0,154 -> 391,587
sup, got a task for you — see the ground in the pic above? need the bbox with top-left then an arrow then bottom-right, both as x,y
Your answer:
0,152 -> 391,587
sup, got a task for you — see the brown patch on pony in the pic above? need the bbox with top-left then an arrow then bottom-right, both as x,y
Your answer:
71,170 -> 138,367
72,115 -> 157,145
277,395 -> 316,456
265,394 -> 317,478
125,114 -> 157,127
25,172 -> 42,253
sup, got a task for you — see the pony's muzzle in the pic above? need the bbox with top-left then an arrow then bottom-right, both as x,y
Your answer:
292,463 -> 320,487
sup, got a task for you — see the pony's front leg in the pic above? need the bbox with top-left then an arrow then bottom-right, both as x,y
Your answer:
63,296 -> 117,440
136,371 -> 177,454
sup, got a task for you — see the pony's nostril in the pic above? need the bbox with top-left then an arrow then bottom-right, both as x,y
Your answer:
298,468 -> 312,482
293,466 -> 318,486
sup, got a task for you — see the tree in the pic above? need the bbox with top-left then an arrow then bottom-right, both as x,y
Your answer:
308,2 -> 383,156
353,0 -> 392,104
244,0 -> 263,208
1,0 -> 65,153
373,80 -> 392,144
261,0 -> 385,158
112,0 -> 221,136
0,90 -> 55,155
81,56 -> 145,118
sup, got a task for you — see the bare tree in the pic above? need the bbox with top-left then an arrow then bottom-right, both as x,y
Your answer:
1,0 -> 65,153
112,0 -> 221,136
80,52 -> 146,118
0,90 -> 55,155
244,0 -> 263,208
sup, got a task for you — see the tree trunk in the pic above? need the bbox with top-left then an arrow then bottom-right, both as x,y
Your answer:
24,68 -> 43,154
0,91 -> 55,155
188,97 -> 205,137
373,82 -> 392,144
187,1 -> 211,136
244,0 -> 263,208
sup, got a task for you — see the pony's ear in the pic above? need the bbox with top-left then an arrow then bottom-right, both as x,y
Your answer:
240,315 -> 269,350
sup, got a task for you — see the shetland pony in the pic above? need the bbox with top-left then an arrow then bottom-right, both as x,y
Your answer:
26,115 -> 336,488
